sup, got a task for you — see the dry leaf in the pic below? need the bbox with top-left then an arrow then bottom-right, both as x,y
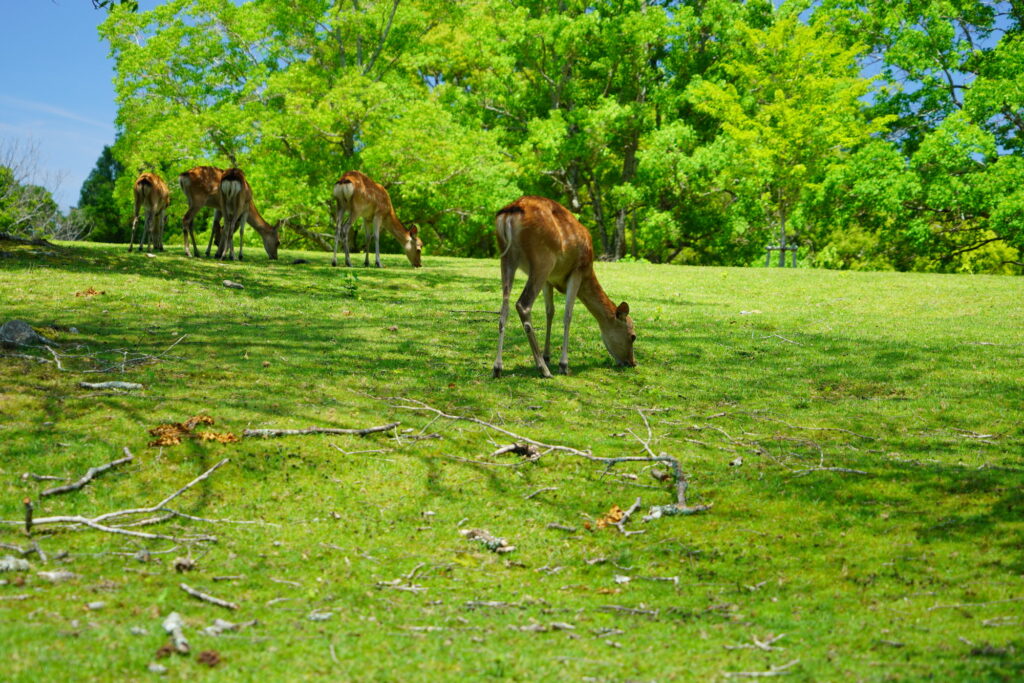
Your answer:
196,650 -> 221,667
595,505 -> 625,530
195,431 -> 240,444
148,415 -> 221,447
75,287 -> 104,297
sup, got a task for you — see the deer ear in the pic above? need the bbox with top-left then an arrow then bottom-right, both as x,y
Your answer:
616,301 -> 630,319
408,225 -> 419,238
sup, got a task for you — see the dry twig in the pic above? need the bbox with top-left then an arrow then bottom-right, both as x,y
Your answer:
723,660 -> 800,678
40,447 -> 134,497
380,397 -> 710,518
1,459 -> 230,543
243,422 -> 400,438
180,583 -> 239,610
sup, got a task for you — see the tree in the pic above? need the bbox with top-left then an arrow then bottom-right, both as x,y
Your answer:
78,145 -> 126,243
685,13 -> 892,266
0,139 -> 72,239
810,0 -> 1024,270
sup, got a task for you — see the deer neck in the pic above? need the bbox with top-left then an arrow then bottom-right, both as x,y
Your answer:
382,209 -> 410,242
246,200 -> 275,236
577,269 -> 617,329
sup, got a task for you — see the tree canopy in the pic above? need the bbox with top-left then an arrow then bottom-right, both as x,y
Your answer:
97,0 -> 1024,273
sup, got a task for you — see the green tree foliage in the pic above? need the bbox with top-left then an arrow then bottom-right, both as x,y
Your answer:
812,0 -> 1024,271
77,145 -> 126,243
97,0 -> 1022,272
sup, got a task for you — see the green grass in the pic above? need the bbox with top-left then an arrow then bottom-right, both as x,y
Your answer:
1,240 -> 1022,681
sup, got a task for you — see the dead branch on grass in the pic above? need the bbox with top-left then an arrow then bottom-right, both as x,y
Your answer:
597,604 -> 659,618
40,447 -> 134,497
2,459 -> 230,543
180,583 -> 239,610
379,397 -> 711,520
789,467 -> 869,478
243,422 -> 400,438
723,660 -> 800,678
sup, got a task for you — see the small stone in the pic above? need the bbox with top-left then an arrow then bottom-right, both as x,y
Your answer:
147,662 -> 168,674
0,556 -> 31,572
86,601 -> 106,611
0,320 -> 54,348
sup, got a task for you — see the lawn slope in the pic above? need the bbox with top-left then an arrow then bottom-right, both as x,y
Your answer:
1,241 -> 1022,681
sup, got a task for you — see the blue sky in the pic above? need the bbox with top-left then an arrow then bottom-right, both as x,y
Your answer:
0,1 -> 131,209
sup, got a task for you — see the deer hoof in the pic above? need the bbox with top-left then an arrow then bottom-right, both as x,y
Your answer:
559,362 -> 570,375
492,366 -> 502,379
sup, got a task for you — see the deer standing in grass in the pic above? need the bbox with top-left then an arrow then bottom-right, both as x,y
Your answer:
493,196 -> 636,378
332,170 -> 422,268
128,172 -> 170,253
179,166 -> 280,260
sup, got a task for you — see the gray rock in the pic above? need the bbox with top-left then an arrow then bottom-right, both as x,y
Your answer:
0,320 -> 54,348
0,556 -> 31,572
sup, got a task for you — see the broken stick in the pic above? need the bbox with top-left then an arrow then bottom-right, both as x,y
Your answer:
41,447 -> 134,497
180,583 -> 239,610
242,422 -> 400,438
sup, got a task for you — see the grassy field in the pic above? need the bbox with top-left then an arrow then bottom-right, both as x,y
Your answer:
1,239 -> 1022,681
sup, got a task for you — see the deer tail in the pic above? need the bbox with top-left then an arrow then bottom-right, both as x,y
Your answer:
495,203 -> 523,260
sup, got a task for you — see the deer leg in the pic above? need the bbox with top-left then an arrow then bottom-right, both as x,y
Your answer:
181,207 -> 197,257
238,214 -> 245,262
156,211 -> 166,251
493,254 -> 518,379
373,216 -> 382,268
141,210 -> 152,252
343,215 -> 354,267
516,271 -> 554,379
206,210 -> 218,257
543,283 -> 554,365
213,210 -> 225,258
129,209 -> 140,252
559,272 -> 582,375
332,207 -> 345,267
362,218 -> 371,267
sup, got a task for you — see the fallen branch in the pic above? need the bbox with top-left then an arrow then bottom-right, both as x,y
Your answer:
180,583 -> 239,610
612,497 -> 644,536
78,381 -> 143,391
379,397 -> 709,517
21,472 -> 66,482
1,459 -> 230,543
597,605 -> 659,618
40,447 -> 134,497
789,467 -> 869,478
525,487 -> 557,500
243,422 -> 399,438
723,660 -> 800,678
77,334 -> 188,374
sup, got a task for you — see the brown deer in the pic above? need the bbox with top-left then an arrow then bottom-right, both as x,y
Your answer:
179,166 -> 280,260
332,170 -> 422,268
128,172 -> 170,253
493,196 -> 636,378
218,167 -> 255,261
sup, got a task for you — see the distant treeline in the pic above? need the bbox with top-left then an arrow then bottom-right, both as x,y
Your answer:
71,0 -> 1023,273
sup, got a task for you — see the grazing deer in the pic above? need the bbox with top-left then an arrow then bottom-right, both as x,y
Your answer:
179,166 -> 280,260
493,196 -> 636,378
332,170 -> 422,268
128,172 -> 170,253
218,167 -> 254,261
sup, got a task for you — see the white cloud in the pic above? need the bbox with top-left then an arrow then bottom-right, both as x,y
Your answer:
0,95 -> 113,132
